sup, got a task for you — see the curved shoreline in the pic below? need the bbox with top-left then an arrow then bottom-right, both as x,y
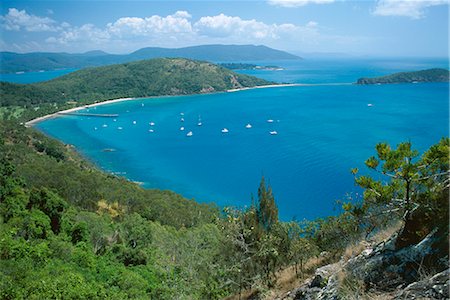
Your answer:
24,82 -> 351,127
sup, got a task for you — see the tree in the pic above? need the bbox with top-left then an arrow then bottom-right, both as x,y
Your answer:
28,188 -> 67,234
256,176 -> 278,232
350,138 -> 449,246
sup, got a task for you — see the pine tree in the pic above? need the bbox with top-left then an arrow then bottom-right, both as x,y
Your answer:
256,176 -> 279,231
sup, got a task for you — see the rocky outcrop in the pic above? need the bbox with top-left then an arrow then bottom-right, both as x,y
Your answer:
283,228 -> 449,300
282,263 -> 341,300
346,228 -> 448,292
394,269 -> 449,299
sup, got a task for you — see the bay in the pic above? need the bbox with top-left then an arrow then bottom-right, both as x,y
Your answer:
35,59 -> 449,220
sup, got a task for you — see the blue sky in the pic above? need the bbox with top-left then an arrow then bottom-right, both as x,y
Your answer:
1,0 -> 448,57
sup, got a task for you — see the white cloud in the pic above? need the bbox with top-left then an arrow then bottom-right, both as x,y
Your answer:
172,11 -> 192,19
1,8 -> 361,54
107,11 -> 193,37
268,0 -> 335,7
373,0 -> 449,19
46,24 -> 110,45
193,14 -> 314,42
0,8 -> 59,32
194,14 -> 278,39
42,11 -> 310,51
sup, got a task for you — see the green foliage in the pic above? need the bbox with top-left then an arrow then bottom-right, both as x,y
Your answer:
21,209 -> 52,240
257,176 -> 279,232
357,68 -> 450,84
28,188 -> 68,234
348,138 -> 449,248
71,222 -> 89,244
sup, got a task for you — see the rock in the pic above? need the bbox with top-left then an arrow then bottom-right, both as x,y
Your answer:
281,263 -> 341,300
345,229 -> 447,291
310,275 -> 323,288
284,227 -> 448,300
316,274 -> 339,300
394,269 -> 449,299
292,286 -> 323,300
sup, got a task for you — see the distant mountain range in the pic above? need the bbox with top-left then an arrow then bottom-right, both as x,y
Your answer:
0,45 -> 301,74
356,68 -> 450,84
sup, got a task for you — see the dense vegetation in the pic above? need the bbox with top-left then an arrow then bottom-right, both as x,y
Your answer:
1,45 -> 301,73
357,68 -> 450,84
0,58 -> 272,121
1,116 -> 448,298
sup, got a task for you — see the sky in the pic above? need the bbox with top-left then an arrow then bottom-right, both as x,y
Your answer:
0,0 -> 448,57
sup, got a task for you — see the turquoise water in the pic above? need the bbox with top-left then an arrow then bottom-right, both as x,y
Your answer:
0,68 -> 77,83
36,59 -> 449,221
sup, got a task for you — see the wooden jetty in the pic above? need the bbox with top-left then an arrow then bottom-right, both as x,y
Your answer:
58,112 -> 119,118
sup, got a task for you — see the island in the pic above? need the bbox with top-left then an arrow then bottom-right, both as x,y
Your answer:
219,63 -> 284,71
0,58 -> 274,111
356,68 -> 450,84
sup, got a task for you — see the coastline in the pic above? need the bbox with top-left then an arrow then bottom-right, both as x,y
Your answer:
25,97 -> 135,127
25,82 -> 350,127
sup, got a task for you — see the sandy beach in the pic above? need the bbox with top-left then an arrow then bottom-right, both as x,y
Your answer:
25,97 -> 135,127
25,82 -> 333,127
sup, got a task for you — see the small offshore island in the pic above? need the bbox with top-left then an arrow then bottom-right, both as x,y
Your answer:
357,68 -> 450,84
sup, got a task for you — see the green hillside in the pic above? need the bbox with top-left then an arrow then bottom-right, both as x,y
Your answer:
356,68 -> 450,84
0,58 -> 272,119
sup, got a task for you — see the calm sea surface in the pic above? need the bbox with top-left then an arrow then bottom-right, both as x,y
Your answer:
0,68 -> 77,83
36,58 -> 449,220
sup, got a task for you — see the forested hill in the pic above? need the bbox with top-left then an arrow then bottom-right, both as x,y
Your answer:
0,44 -> 301,73
356,68 -> 450,84
0,58 -> 273,108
